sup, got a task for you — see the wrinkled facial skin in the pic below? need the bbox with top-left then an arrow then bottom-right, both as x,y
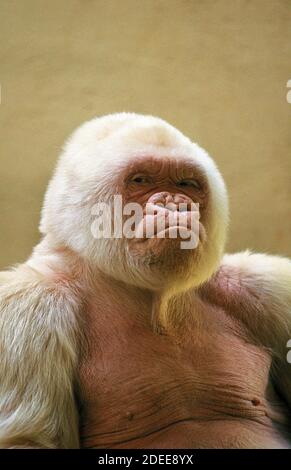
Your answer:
116,156 -> 209,275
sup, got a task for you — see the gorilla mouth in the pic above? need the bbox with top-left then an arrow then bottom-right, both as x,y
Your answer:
134,203 -> 200,242
129,204 -> 201,251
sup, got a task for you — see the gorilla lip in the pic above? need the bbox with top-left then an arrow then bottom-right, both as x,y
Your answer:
137,202 -> 200,245
152,226 -> 196,238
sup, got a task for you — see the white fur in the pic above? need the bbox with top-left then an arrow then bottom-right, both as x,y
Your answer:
0,265 -> 81,448
218,251 -> 291,409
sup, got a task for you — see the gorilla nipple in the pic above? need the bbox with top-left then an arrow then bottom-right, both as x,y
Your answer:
251,398 -> 261,406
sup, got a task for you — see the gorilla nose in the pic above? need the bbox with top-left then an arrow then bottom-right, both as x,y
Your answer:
148,192 -> 192,210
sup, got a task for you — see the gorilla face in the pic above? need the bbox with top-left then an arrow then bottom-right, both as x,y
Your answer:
115,155 -> 209,289
40,113 -> 228,294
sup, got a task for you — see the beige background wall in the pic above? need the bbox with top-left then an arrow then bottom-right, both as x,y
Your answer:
0,0 -> 290,270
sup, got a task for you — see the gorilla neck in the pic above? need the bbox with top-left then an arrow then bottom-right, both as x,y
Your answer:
28,237 -> 198,332
87,270 -> 183,333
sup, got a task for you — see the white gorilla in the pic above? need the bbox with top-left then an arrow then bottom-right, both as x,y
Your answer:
0,113 -> 290,449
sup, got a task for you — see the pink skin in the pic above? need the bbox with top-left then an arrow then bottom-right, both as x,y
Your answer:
78,265 -> 291,449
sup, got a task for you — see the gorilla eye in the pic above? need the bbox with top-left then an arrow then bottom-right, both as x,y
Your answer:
177,179 -> 201,190
131,175 -> 151,184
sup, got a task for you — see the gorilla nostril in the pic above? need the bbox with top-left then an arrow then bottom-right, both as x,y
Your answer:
148,192 -> 192,210
165,194 -> 174,205
174,193 -> 189,204
149,192 -> 171,205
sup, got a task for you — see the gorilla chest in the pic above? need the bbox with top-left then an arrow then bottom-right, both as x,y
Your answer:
79,307 -> 273,448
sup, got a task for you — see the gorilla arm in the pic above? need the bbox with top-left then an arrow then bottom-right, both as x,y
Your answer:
0,264 -> 81,448
199,251 -> 291,408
